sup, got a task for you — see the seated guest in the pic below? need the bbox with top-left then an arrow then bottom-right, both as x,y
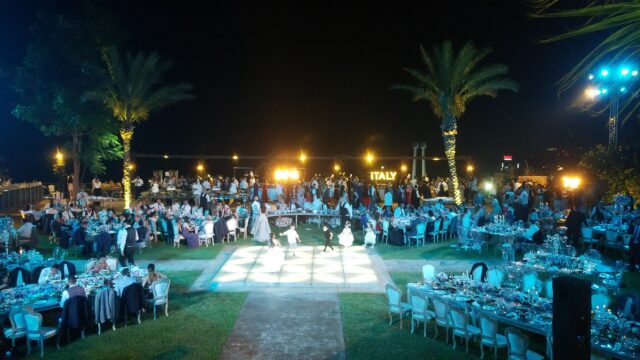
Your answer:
393,203 -> 407,218
87,257 -> 109,273
17,217 -> 35,240
115,268 -> 136,296
38,264 -> 61,284
142,263 -> 166,288
311,196 -> 323,212
71,220 -> 89,255
0,272 -> 10,291
60,275 -> 86,308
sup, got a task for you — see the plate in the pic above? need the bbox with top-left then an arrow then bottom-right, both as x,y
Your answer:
433,290 -> 446,295
456,296 -> 471,302
482,305 -> 497,311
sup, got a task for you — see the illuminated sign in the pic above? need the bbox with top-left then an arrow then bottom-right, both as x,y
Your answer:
503,155 -> 513,161
370,171 -> 397,181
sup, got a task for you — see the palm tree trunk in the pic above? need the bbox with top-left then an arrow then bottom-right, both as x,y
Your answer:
442,116 -> 462,205
120,126 -> 134,209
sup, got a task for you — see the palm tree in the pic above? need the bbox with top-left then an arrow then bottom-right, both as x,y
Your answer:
392,41 -> 518,205
85,47 -> 194,208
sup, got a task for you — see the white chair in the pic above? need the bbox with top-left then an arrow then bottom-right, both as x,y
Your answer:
226,218 -> 238,243
3,309 -> 26,347
505,327 -> 544,360
450,306 -> 481,353
105,257 -> 118,271
543,279 -> 553,299
487,269 -> 504,288
385,284 -> 412,329
432,297 -> 452,343
238,218 -> 249,239
381,220 -> 390,244
439,220 -> 450,240
581,227 -> 598,248
174,234 -> 184,248
422,264 -> 436,282
479,314 -> 507,359
199,221 -> 214,247
24,310 -> 58,358
604,231 -> 619,253
408,222 -> 426,247
592,294 -> 611,310
147,279 -> 171,319
521,272 -> 539,293
471,265 -> 485,284
428,219 -> 442,243
410,294 -> 434,337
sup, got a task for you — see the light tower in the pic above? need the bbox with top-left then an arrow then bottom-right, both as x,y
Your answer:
411,142 -> 419,180
420,142 -> 427,179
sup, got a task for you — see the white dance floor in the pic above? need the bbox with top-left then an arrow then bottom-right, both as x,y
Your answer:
212,245 -> 379,290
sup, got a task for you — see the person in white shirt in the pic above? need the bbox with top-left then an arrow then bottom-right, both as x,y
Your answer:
229,181 -> 238,194
202,178 -> 211,191
280,225 -> 302,257
394,203 -> 406,218
133,176 -> 144,198
518,188 -> 529,206
38,264 -> 61,285
192,180 -> 203,206
181,200 -> 192,217
17,220 -> 34,240
311,196 -> 323,212
239,178 -> 248,190
115,268 -> 136,296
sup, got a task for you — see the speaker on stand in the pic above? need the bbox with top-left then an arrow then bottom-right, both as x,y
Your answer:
552,276 -> 591,360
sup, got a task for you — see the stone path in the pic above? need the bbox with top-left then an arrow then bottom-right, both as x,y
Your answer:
384,258 -> 500,273
220,291 -> 346,360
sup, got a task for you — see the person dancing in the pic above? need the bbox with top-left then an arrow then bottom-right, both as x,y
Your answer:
322,224 -> 334,252
280,225 -> 302,257
338,221 -> 354,247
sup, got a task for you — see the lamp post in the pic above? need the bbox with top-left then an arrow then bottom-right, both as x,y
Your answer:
586,66 -> 638,147
563,176 -> 581,209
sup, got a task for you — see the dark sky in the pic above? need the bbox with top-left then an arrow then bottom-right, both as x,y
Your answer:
1,1 -> 636,182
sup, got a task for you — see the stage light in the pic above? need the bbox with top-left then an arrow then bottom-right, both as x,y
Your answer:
588,74 -> 594,80
333,164 -> 341,172
433,157 -> 441,161
633,70 -> 638,76
197,164 -> 204,172
299,152 -> 306,163
483,182 -> 494,192
621,68 -> 630,76
563,176 -> 581,190
400,164 -> 407,172
585,87 -> 601,99
381,166 -> 385,170
621,87 -> 627,93
366,152 -> 374,164
466,164 -> 474,172
54,149 -> 64,162
163,154 -> 169,159
601,69 -> 609,77
601,88 -> 608,94
232,155 -> 239,160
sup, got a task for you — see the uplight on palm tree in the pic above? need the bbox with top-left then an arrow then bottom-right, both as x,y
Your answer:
392,41 -> 518,204
85,47 -> 193,208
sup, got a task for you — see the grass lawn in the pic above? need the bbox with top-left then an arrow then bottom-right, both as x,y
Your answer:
375,239 -> 503,262
21,271 -> 247,360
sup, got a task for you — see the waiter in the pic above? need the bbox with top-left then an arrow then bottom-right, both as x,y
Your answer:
117,219 -> 137,267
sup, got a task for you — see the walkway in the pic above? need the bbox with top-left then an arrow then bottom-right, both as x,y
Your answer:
384,258 -> 500,273
220,291 -> 346,360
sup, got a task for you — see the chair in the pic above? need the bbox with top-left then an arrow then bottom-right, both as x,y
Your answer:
450,306 -> 481,353
385,284 -> 412,329
581,227 -> 598,249
58,296 -> 90,346
623,234 -> 632,252
120,283 -> 144,326
381,220 -> 390,244
408,222 -> 426,247
505,327 -> 544,360
226,218 -> 238,243
543,279 -> 553,299
478,314 -> 507,359
9,267 -> 31,287
422,264 -> 436,282
24,310 -> 58,358
448,216 -> 458,239
199,221 -> 214,247
486,269 -> 504,288
3,309 -> 26,347
149,218 -> 162,243
592,294 -> 611,310
410,294 -> 434,337
31,266 -> 45,285
147,279 -> 171,320
432,297 -> 452,343
471,262 -> 488,283
439,220 -> 450,240
428,219 -> 442,243
521,272 -> 539,293
604,231 -> 619,253
94,288 -> 116,334
105,257 -> 118,271
238,217 -> 249,239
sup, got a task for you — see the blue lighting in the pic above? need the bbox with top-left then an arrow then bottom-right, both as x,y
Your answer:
621,68 -> 630,76
633,70 -> 639,76
601,69 -> 609,77
588,74 -> 594,80
601,88 -> 608,94
621,87 -> 627,92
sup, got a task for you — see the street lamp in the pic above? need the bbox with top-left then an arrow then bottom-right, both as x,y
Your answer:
586,65 -> 638,147
333,164 -> 341,172
232,154 -> 239,160
299,152 -> 307,163
366,152 -> 374,164
197,163 -> 204,173
466,164 -> 474,173
400,164 -> 408,172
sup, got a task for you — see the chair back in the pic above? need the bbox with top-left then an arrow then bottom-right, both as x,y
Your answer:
9,309 -> 26,332
382,220 -> 389,233
450,306 -> 469,333
385,284 -> 401,308
226,218 -> 238,232
479,315 -> 498,343
24,311 -> 43,339
581,227 -> 593,238
105,257 -> 118,271
505,327 -> 529,360
432,298 -> 449,323
522,272 -> 538,293
544,279 -> 553,299
416,222 -> 426,236
410,295 -> 427,316
487,269 -> 504,288
441,220 -> 450,232
605,231 -> 618,245
432,219 -> 442,233
422,264 -> 436,282
31,266 -> 45,284
204,221 -> 214,236
448,216 -> 458,234
152,279 -> 171,305
592,294 -> 611,310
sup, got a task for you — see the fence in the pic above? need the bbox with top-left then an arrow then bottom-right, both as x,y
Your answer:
0,182 -> 44,212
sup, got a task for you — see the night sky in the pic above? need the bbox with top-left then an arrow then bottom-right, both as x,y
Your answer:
1,1 -> 637,182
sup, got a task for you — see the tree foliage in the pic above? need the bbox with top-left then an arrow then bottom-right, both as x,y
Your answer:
579,144 -> 640,203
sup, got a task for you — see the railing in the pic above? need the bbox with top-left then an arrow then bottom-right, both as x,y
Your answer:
0,182 -> 44,212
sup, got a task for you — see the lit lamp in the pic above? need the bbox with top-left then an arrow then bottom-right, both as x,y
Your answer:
563,176 -> 581,190
400,164 -> 407,172
333,164 -> 341,172
163,154 -> 169,159
466,164 -> 474,173
366,152 -> 374,164
197,164 -> 204,173
55,149 -> 64,163
127,163 -> 135,171
483,182 -> 494,192
232,155 -> 239,160
299,152 -> 307,163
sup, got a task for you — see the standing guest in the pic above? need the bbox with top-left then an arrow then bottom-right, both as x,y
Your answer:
565,207 -> 587,247
629,217 -> 640,272
115,268 -> 136,296
322,224 -> 334,252
59,275 -> 86,308
280,224 -> 302,257
384,187 -> 393,211
67,174 -> 74,200
338,221 -> 354,247
38,264 -> 61,284
92,176 -> 102,197
364,222 -> 376,247
133,175 -> 144,199
117,219 -> 137,267
192,179 -> 202,207
251,205 -> 271,243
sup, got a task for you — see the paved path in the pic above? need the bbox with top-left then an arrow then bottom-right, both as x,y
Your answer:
221,291 -> 346,360
384,258 -> 499,273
